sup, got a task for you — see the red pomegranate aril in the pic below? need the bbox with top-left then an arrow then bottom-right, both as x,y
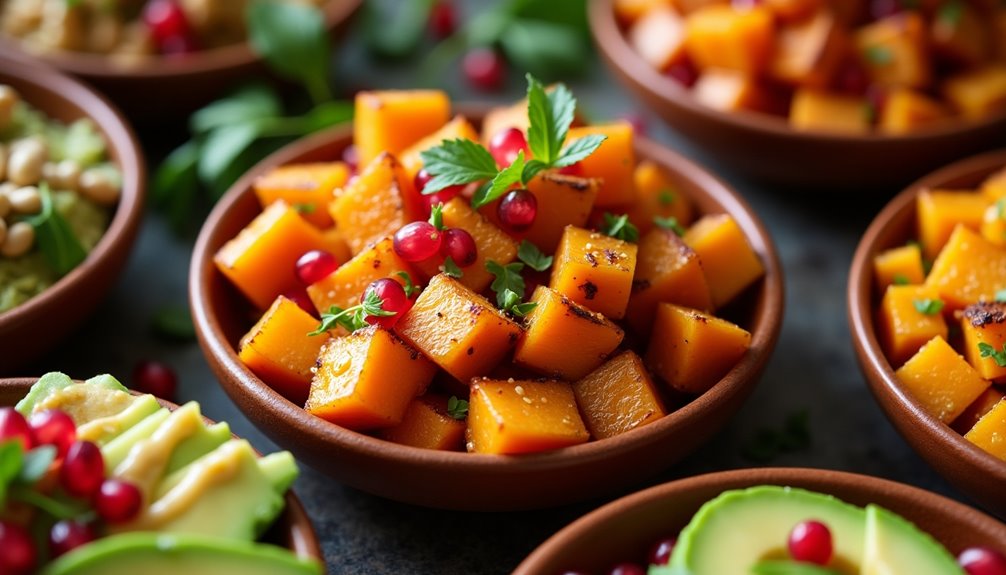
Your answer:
442,228 -> 478,267
159,34 -> 198,55
283,287 -> 317,317
489,127 -> 529,168
835,61 -> 870,95
295,250 -> 338,285
609,563 -> 646,575
132,360 -> 178,402
143,0 -> 194,52
60,441 -> 105,498
415,168 -> 464,216
870,0 -> 905,19
959,547 -> 1006,575
342,145 -> 360,174
788,520 -> 833,566
463,47 -> 506,92
429,1 -> 456,39
394,221 -> 443,262
362,279 -> 412,329
0,521 -> 36,573
28,409 -> 75,456
558,163 -> 584,177
649,537 -> 678,566
49,520 -> 96,558
94,479 -> 143,523
0,407 -> 34,451
666,59 -> 699,88
498,189 -> 538,231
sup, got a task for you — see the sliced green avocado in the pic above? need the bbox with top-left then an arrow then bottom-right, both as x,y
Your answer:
862,505 -> 963,575
103,408 -> 171,471
667,486 -> 867,575
17,373 -> 135,427
83,373 -> 129,392
39,532 -> 322,575
77,394 -> 160,446
258,451 -> 299,494
15,372 -> 74,414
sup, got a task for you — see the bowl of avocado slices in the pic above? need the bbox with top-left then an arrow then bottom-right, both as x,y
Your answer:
0,374 -> 324,575
515,467 -> 1006,575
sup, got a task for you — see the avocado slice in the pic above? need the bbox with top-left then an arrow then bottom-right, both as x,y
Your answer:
861,505 -> 963,575
667,486 -> 866,574
39,532 -> 321,575
258,451 -> 299,494
103,408 -> 171,471
77,394 -> 161,446
15,371 -> 74,414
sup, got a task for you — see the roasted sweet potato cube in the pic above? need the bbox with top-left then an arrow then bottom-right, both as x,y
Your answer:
253,161 -> 350,228
378,395 -> 466,451
550,226 -> 638,319
895,336 -> 991,424
307,237 -> 415,313
855,13 -> 931,89
981,199 -> 1006,246
670,0 -> 729,14
645,303 -> 751,394
872,243 -> 926,292
683,214 -> 764,308
565,123 -> 637,207
924,225 -> 1006,310
942,65 -> 1006,120
466,378 -> 589,454
396,274 -> 523,383
480,98 -> 529,146
763,0 -> 821,21
214,200 -> 331,309
615,0 -> 674,24
953,386 -> 1006,435
306,326 -> 436,430
917,189 -> 989,260
980,168 -> 1006,201
769,10 -> 847,88
961,302 -> 1006,383
397,115 -> 480,181
694,69 -> 786,114
627,228 -> 712,335
629,5 -> 688,71
320,228 -> 352,267
996,10 -> 1006,63
965,398 -> 1006,460
875,285 -> 948,368
571,351 -> 667,440
789,89 -> 870,134
354,90 -> 450,165
514,286 -> 625,380
684,5 -> 775,76
624,160 -> 694,237
329,153 -> 419,255
879,89 -> 948,135
929,2 -> 991,68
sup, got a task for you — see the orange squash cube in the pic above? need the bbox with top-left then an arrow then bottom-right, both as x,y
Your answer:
645,303 -> 751,394
961,302 -> 1006,383
522,173 -> 600,253
855,13 -> 931,89
694,69 -> 786,114
878,89 -> 948,135
307,237 -> 415,313
320,228 -> 352,267
480,98 -> 530,146
252,161 -> 349,228
964,398 -> 1006,460
924,225 -> 1006,310
466,378 -> 589,454
980,168 -> 1006,201
942,65 -> 1006,120
684,5 -> 775,76
571,351 -> 667,440
396,274 -> 523,383
789,89 -> 870,134
415,198 -> 519,293
872,243 -> 926,292
981,200 -> 1006,247
328,153 -> 419,256
565,123 -> 637,207
629,5 -> 688,71
895,336 -> 991,424
378,395 -> 466,451
763,0 -> 821,21
670,0 -> 729,14
929,2 -> 991,68
875,285 -> 949,368
397,115 -> 480,181
625,160 -> 695,237
953,386 -> 1006,435
353,90 -> 450,166
626,228 -> 713,336
306,326 -> 436,430
916,189 -> 989,260
550,226 -> 638,320
615,0 -> 674,24
214,201 -> 331,309
769,10 -> 847,88
514,286 -> 625,380
683,214 -> 764,308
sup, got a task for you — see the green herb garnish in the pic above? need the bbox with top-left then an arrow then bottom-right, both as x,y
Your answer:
396,271 -> 420,299
865,45 -> 894,66
418,138 -> 501,197
654,215 -> 686,237
309,291 -> 395,336
25,184 -> 87,276
429,203 -> 445,230
978,342 -> 1006,367
892,274 -> 910,286
501,288 -> 538,317
912,298 -> 944,316
151,306 -> 197,342
292,203 -> 316,214
601,213 -> 639,242
658,189 -> 675,205
442,257 -> 464,279
247,0 -> 332,104
995,288 -> 1006,302
486,260 -> 527,308
447,396 -> 469,420
517,240 -> 553,272
937,0 -> 964,26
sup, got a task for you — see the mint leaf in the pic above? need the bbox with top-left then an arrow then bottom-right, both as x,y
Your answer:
472,150 -> 525,209
518,240 -> 553,272
511,300 -> 538,317
500,288 -> 537,318
526,75 -> 575,165
442,257 -> 464,279
293,203 -> 316,214
912,298 -> 944,316
751,561 -> 843,575
658,190 -> 676,205
309,291 -> 395,337
554,133 -> 605,168
190,83 -> 281,134
978,342 -> 1006,367
892,274 -> 910,286
0,441 -> 23,507
447,396 -> 469,420
420,138 -> 499,195
486,260 -> 526,308
17,445 -> 55,484
26,184 -> 86,276
654,216 -> 685,237
601,213 -> 639,243
521,159 -> 549,183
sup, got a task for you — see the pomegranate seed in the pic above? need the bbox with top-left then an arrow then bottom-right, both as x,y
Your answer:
788,520 -> 833,566
441,228 -> 478,267
28,409 -> 75,457
415,168 -> 464,216
649,537 -> 677,566
463,47 -> 506,92
497,189 -> 537,231
609,564 -> 646,575
0,408 -> 34,451
342,145 -> 359,174
132,360 -> 178,401
0,521 -> 36,573
49,520 -> 96,558
489,127 -> 529,168
295,250 -> 338,285
143,0 -> 194,52
283,287 -> 317,317
666,59 -> 699,88
159,34 -> 199,55
619,113 -> 648,137
959,547 -> 1006,575
60,441 -> 105,498
362,278 -> 412,329
394,221 -> 443,262
94,479 -> 143,524
835,61 -> 870,95
557,163 -> 584,177
429,1 -> 456,39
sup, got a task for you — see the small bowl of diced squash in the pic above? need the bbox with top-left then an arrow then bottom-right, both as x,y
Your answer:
590,0 -> 1006,190
849,148 -> 1006,518
190,79 -> 783,511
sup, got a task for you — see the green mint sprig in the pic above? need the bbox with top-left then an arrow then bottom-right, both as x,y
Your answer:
447,396 -> 469,420
486,259 -> 537,317
912,298 -> 944,316
0,441 -> 84,520
518,240 -> 552,271
978,342 -> 1006,367
25,183 -> 86,277
601,213 -> 639,243
654,216 -> 685,237
309,291 -> 395,336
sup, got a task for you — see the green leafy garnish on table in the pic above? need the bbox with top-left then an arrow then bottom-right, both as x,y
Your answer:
0,441 -> 85,520
151,306 -> 197,342
25,183 -> 86,276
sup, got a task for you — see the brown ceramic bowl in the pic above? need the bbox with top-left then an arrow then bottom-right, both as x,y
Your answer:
848,149 -> 1006,518
189,107 -> 784,511
0,377 -> 324,569
588,0 -> 1006,191
0,57 -> 144,374
0,1 -> 362,122
515,467 -> 1006,574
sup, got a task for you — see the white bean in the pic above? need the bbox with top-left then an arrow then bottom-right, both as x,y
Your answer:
1,221 -> 34,258
9,186 -> 40,214
0,86 -> 18,132
55,160 -> 81,191
7,140 -> 46,186
78,169 -> 120,205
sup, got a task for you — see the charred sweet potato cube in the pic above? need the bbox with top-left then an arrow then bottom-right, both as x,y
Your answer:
550,226 -> 638,320
253,161 -> 350,228
329,153 -> 420,255
929,2 -> 991,68
763,0 -> 821,21
565,123 -> 637,207
378,395 -> 466,451
514,286 -> 625,380
571,351 -> 667,440
624,160 -> 695,237
354,90 -> 450,166
397,115 -> 480,181
895,336 -> 991,424
684,5 -> 775,76
878,89 -> 948,135
694,69 -> 786,114
980,168 -> 1006,201
925,225 -> 1006,311
953,386 -> 1006,435
964,398 -> 1006,460
396,274 -> 523,383
789,89 -> 870,134
307,237 -> 415,313
629,5 -> 688,71
627,228 -> 713,336
466,378 -> 589,454
917,189 -> 989,260
875,285 -> 949,368
306,326 -> 436,429
942,65 -> 1006,120
855,13 -> 931,89
683,214 -> 764,308
872,243 -> 926,292
769,10 -> 847,88
961,302 -> 1006,383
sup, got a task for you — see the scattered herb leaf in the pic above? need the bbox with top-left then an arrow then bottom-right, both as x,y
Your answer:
364,0 -> 435,59
654,215 -> 686,237
996,288 -> 1006,302
396,271 -> 420,299
293,203 -> 316,214
937,0 -> 964,26
309,291 -> 395,336
500,288 -> 537,317
419,138 -> 499,195
429,203 -> 445,230
601,213 -> 639,243
517,240 -> 553,272
17,446 -> 55,484
979,342 -> 1006,367
658,189 -> 675,205
486,260 -> 527,308
442,257 -> 464,279
447,396 -> 469,420
892,274 -> 910,286
152,306 -> 196,342
912,298 -> 944,316
25,184 -> 87,276
0,441 -> 22,507
472,150 -> 525,209
865,45 -> 893,66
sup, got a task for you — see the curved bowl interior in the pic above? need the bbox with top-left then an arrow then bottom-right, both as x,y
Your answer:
515,467 -> 1006,574
190,108 -> 784,511
588,0 -> 1006,190
0,58 -> 145,374
848,149 -> 1006,518
0,378 -> 323,565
